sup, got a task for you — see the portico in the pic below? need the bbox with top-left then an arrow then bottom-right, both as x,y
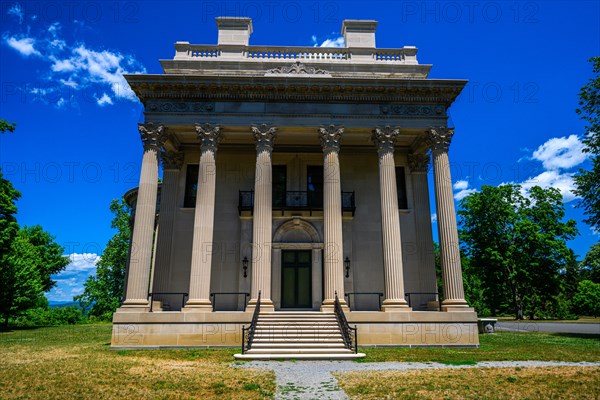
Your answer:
112,17 -> 478,350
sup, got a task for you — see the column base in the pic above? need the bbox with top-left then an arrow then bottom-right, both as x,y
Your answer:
321,299 -> 349,313
382,299 -> 412,312
247,298 -> 275,313
442,299 -> 474,312
117,299 -> 150,312
182,299 -> 213,312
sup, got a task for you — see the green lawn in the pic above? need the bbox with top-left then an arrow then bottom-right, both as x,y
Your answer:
1,325 -> 598,399
361,331 -> 600,363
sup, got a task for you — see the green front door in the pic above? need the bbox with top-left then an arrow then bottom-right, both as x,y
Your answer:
281,250 -> 312,309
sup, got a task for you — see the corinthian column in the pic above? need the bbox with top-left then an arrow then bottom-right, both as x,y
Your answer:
248,124 -> 277,311
372,127 -> 410,311
408,153 -> 438,300
427,127 -> 469,310
151,151 -> 183,297
319,125 -> 347,309
122,123 -> 165,309
184,124 -> 221,312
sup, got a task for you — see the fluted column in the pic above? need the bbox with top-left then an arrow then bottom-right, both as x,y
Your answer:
408,153 -> 438,299
372,127 -> 410,311
184,124 -> 221,311
248,124 -> 277,311
427,127 -> 469,310
319,125 -> 347,309
152,151 -> 183,295
122,123 -> 165,309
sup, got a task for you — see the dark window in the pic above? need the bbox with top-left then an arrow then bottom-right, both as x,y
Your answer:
396,166 -> 408,209
307,165 -> 323,208
272,165 -> 287,208
184,164 -> 199,208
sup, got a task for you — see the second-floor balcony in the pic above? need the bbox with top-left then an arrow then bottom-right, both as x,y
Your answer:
239,191 -> 356,216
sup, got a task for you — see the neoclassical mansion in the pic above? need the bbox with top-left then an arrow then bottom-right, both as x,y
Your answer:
111,17 -> 478,356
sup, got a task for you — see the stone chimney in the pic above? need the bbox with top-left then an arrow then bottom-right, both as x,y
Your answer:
341,20 -> 378,48
216,17 -> 253,46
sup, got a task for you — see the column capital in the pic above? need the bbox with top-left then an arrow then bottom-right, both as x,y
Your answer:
426,127 -> 454,152
139,123 -> 166,152
408,152 -> 430,173
319,125 -> 344,153
251,124 -> 277,152
372,126 -> 400,155
195,123 -> 222,153
161,151 -> 184,170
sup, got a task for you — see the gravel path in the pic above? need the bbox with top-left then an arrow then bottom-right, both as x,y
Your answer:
235,360 -> 600,400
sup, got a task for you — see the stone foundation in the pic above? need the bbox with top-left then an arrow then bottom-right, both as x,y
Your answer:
111,310 -> 479,348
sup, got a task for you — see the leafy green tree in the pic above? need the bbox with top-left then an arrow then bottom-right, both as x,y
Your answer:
0,120 -> 16,133
459,184 -> 577,319
76,199 -> 131,320
580,242 -> 600,283
572,280 -> 600,317
573,56 -> 600,231
16,226 -> 70,292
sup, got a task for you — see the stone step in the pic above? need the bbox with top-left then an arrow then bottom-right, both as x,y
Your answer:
251,342 -> 347,349
233,352 -> 366,360
258,316 -> 337,320
254,328 -> 341,333
253,338 -> 344,343
246,348 -> 352,354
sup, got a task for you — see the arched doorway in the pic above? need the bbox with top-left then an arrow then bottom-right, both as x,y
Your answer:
272,218 -> 323,310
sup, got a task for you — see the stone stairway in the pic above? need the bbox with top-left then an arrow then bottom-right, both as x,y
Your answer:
234,312 -> 366,360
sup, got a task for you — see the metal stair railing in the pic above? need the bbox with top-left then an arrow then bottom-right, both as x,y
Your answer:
333,291 -> 358,354
241,290 -> 261,354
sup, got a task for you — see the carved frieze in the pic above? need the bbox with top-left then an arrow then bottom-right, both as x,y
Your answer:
266,61 -> 330,76
380,104 -> 446,116
146,101 -> 215,113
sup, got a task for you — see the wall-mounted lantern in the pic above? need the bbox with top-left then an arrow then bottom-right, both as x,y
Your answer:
242,256 -> 249,278
344,256 -> 351,278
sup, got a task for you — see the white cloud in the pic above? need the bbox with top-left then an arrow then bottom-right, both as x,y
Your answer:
3,17 -> 145,107
8,4 -> 24,24
64,253 -> 101,272
5,36 -> 41,57
521,170 -> 578,202
320,36 -> 345,48
96,93 -> 113,106
453,179 -> 477,200
532,134 -> 588,170
453,180 -> 469,190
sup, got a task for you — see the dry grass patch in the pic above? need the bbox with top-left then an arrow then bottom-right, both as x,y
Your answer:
0,325 -> 275,399
335,366 -> 600,399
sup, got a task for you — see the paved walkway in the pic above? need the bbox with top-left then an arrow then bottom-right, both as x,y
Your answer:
496,321 -> 600,335
236,360 -> 600,400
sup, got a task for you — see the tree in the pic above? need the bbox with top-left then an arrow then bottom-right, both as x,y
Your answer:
580,242 -> 600,283
459,184 -> 578,319
76,199 -> 131,320
0,170 -> 22,328
0,120 -> 70,328
573,56 -> 600,231
0,120 -> 16,133
572,280 -> 600,317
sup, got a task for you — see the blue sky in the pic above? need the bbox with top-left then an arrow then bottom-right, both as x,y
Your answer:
0,1 -> 598,302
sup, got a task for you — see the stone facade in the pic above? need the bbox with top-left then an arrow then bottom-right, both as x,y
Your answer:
111,17 -> 478,348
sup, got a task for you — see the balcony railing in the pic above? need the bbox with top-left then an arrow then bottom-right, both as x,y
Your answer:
239,190 -> 355,216
174,43 -> 418,65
